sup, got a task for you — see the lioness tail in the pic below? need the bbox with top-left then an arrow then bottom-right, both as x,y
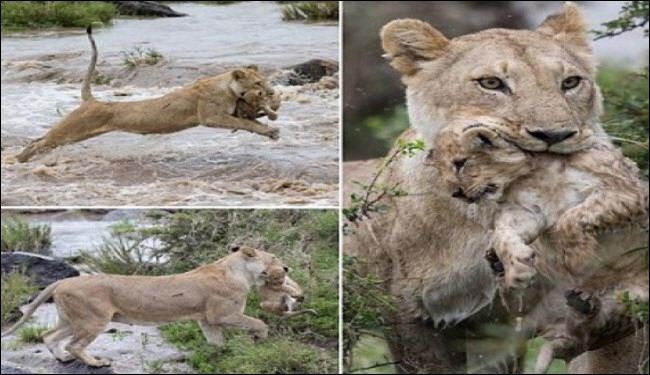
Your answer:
1,280 -> 62,337
81,25 -> 98,101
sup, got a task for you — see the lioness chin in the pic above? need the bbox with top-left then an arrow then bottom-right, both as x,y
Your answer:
1,246 -> 299,368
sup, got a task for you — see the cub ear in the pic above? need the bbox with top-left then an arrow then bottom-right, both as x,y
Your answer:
246,64 -> 259,71
232,70 -> 246,80
380,18 -> 449,76
461,125 -> 502,151
536,2 -> 590,50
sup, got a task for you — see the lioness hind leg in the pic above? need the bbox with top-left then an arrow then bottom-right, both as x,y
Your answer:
64,319 -> 112,367
198,320 -> 226,347
43,323 -> 74,362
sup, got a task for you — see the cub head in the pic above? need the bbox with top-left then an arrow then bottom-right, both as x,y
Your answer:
230,65 -> 276,103
381,2 -> 599,154
432,122 -> 532,203
261,264 -> 289,287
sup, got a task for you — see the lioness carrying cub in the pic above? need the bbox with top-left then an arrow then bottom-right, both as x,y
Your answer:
1,246 -> 301,368
16,26 -> 281,163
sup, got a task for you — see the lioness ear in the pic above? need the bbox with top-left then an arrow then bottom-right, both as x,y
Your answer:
461,126 -> 502,151
240,247 -> 256,258
232,70 -> 246,80
246,64 -> 259,72
380,18 -> 449,76
536,2 -> 590,50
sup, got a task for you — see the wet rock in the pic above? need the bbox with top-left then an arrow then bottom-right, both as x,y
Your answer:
107,1 -> 186,18
1,252 -> 79,289
285,59 -> 338,85
1,304 -> 193,374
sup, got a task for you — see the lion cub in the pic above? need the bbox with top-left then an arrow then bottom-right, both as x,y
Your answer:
432,121 -> 648,288
259,265 -> 317,318
235,88 -> 279,121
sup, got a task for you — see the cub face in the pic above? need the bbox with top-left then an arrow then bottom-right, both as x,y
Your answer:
432,123 -> 532,203
381,2 -> 599,154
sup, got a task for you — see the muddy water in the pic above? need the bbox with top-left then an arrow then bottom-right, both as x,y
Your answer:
1,2 -> 339,207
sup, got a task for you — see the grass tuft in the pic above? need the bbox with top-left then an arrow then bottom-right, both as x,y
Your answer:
122,46 -> 164,69
1,217 -> 52,255
1,272 -> 38,325
280,1 -> 338,22
17,325 -> 48,344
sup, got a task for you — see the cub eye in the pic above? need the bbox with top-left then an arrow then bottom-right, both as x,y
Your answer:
561,76 -> 581,90
477,77 -> 507,91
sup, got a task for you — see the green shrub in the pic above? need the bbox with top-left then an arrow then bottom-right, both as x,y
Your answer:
160,323 -> 336,374
281,1 -> 338,22
1,217 -> 52,254
79,220 -> 165,276
1,272 -> 38,325
17,325 -> 48,344
1,1 -> 117,30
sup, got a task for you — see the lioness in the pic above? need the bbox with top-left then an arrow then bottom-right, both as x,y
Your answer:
259,265 -> 317,318
1,246 -> 296,368
345,2 -> 648,372
16,26 -> 281,163
431,121 -> 648,288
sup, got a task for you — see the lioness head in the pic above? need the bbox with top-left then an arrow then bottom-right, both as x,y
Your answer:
381,2 -> 600,154
431,122 -> 531,203
230,245 -> 285,282
231,65 -> 277,106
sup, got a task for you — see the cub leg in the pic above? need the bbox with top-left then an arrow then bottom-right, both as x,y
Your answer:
198,320 -> 226,347
493,206 -> 547,289
555,187 -> 647,275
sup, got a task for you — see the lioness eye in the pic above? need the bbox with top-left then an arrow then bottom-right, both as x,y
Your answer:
477,77 -> 507,91
561,76 -> 581,90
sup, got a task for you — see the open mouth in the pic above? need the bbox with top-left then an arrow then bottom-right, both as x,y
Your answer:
451,184 -> 498,203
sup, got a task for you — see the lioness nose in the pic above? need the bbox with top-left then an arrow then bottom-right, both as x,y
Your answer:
526,129 -> 577,145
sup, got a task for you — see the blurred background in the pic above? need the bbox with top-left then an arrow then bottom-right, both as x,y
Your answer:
343,1 -> 648,178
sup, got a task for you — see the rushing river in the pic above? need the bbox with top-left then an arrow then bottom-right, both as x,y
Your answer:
1,2 -> 339,207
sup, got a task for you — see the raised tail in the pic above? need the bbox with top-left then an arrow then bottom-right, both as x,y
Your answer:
81,25 -> 98,102
1,280 -> 62,337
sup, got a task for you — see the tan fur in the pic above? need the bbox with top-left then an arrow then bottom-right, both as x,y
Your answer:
259,266 -> 316,318
343,3 -> 648,372
16,29 -> 280,163
381,2 -> 601,154
1,246 -> 291,368
431,121 -> 648,288
235,87 -> 280,121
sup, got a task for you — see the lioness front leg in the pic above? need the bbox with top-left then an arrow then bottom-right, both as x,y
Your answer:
206,297 -> 269,340
218,313 -> 269,340
198,320 -> 226,347
202,114 -> 279,140
493,206 -> 547,289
